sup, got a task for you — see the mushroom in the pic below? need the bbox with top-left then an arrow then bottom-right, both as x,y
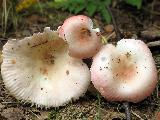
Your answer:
58,15 -> 102,59
1,27 -> 90,107
91,39 -> 157,103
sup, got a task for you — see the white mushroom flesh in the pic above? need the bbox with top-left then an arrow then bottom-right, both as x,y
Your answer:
1,27 -> 90,107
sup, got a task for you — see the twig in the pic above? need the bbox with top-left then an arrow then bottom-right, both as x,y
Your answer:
105,31 -> 115,40
2,0 -> 7,37
147,40 -> 160,47
129,14 -> 144,26
156,85 -> 159,99
131,110 -> 144,120
143,7 -> 160,16
151,0 -> 156,19
2,101 -> 19,104
106,5 -> 122,41
153,25 -> 160,30
0,38 -> 8,41
150,10 -> 160,16
29,110 -> 40,119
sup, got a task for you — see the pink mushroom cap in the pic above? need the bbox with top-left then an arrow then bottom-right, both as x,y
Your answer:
58,15 -> 102,59
91,39 -> 157,103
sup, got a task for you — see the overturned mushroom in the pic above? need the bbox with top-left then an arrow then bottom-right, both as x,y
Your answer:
1,27 -> 90,107
58,15 -> 102,58
91,39 -> 157,103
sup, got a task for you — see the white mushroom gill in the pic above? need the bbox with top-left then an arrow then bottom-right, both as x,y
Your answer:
1,27 -> 90,107
91,39 -> 157,103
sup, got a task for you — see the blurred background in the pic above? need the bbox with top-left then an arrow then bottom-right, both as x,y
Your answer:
0,0 -> 160,38
0,0 -> 160,120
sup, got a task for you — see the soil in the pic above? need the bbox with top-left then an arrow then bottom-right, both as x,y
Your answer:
0,2 -> 160,120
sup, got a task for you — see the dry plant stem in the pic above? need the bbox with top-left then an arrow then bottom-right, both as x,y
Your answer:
150,0 -> 154,19
123,102 -> 131,120
2,0 -> 7,37
131,110 -> 144,120
147,40 -> 160,47
0,38 -> 7,46
105,31 -> 115,40
156,85 -> 159,99
106,5 -> 121,41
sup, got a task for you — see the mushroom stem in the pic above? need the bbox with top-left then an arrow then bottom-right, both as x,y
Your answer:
123,102 -> 131,120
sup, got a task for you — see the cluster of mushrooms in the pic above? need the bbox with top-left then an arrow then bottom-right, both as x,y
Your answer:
1,15 -> 158,116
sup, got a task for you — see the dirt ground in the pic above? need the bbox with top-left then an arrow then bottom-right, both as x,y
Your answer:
0,2 -> 160,120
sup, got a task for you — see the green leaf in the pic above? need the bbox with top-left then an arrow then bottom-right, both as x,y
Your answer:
55,0 -> 66,2
102,0 -> 111,6
125,0 -> 142,9
99,5 -> 111,24
86,2 -> 97,16
74,4 -> 85,14
47,1 -> 65,9
68,5 -> 76,13
62,0 -> 85,14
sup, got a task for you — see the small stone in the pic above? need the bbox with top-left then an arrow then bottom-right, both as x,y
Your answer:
104,25 -> 114,33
